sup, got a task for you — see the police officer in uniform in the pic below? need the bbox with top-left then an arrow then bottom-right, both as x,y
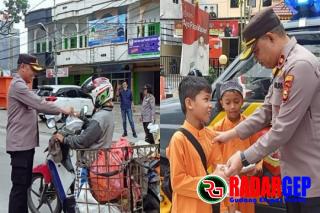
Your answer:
214,8 -> 320,213
6,54 -> 73,213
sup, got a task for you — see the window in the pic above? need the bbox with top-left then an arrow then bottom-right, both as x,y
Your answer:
84,35 -> 88,47
70,36 -> 77,49
231,0 -> 239,8
148,23 -> 160,36
78,90 -> 92,99
79,36 -> 83,48
65,89 -> 78,98
49,41 -> 52,52
137,25 -> 145,37
41,42 -> 47,52
263,0 -> 272,7
173,0 -> 179,3
64,38 -> 68,49
36,43 -> 41,53
231,57 -> 272,101
247,0 -> 256,7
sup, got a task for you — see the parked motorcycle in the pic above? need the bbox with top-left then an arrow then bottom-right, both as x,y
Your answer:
27,107 -> 88,213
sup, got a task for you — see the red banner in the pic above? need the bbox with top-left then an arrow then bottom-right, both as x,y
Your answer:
180,1 -> 209,76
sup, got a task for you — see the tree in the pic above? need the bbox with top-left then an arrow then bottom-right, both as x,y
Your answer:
0,0 -> 29,35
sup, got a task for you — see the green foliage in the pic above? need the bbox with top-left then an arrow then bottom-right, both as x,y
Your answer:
1,0 -> 29,35
4,0 -> 28,23
205,66 -> 219,84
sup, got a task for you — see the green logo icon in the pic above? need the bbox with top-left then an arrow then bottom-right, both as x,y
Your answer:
197,175 -> 229,204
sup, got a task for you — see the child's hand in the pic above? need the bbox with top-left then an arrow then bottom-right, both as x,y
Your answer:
212,164 -> 229,182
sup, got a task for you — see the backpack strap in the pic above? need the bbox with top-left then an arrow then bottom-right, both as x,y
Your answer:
177,127 -> 208,174
177,127 -> 219,213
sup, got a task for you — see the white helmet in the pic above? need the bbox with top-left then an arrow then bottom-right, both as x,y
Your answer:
91,77 -> 114,108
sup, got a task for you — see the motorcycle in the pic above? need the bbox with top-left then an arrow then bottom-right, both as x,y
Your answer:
27,107 -> 88,213
142,157 -> 160,213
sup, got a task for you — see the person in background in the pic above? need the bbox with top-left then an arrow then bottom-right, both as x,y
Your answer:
119,81 -> 137,138
213,80 -> 262,213
141,84 -> 156,144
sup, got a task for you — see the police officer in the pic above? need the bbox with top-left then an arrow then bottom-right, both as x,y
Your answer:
6,54 -> 73,213
214,8 -> 320,213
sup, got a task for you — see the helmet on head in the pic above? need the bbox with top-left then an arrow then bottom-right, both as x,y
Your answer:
91,77 -> 114,108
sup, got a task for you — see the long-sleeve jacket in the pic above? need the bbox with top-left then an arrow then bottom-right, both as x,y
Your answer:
63,106 -> 114,149
141,94 -> 155,122
6,74 -> 61,151
235,37 -> 320,197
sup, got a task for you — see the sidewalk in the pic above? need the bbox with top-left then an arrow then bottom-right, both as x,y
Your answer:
0,103 -> 160,143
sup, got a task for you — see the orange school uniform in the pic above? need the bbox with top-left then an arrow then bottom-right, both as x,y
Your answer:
166,120 -> 223,213
213,115 -> 262,213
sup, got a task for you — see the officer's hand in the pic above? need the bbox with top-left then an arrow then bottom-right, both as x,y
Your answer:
61,106 -> 74,115
224,151 -> 243,177
213,129 -> 238,143
245,166 -> 262,176
53,133 -> 64,143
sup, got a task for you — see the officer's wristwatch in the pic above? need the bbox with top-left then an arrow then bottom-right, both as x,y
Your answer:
240,152 -> 250,167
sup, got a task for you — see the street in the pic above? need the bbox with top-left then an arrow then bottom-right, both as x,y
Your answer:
0,128 -> 52,212
0,104 -> 159,212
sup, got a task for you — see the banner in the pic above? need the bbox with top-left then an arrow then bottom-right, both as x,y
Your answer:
128,36 -> 160,59
46,67 -> 69,78
88,14 -> 126,47
209,20 -> 239,38
180,1 -> 209,76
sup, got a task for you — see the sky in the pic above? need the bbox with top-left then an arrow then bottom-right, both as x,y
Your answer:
0,0 -> 66,53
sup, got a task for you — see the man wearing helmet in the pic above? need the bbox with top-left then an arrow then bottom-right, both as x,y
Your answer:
54,77 -> 115,149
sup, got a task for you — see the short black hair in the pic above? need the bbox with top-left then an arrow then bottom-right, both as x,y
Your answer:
144,84 -> 152,94
178,76 -> 212,115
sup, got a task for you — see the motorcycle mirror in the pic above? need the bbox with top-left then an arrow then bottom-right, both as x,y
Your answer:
46,118 -> 56,129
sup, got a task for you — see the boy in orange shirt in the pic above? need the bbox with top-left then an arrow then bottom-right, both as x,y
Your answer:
166,76 -> 226,213
213,80 -> 262,213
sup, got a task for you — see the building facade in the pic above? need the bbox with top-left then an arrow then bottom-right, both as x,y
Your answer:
26,0 -> 160,104
0,18 -> 20,73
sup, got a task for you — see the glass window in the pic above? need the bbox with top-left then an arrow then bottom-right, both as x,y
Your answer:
41,42 -> 46,52
231,0 -> 239,8
148,23 -> 160,36
65,89 -> 78,98
231,57 -> 272,101
49,41 -> 52,52
247,0 -> 256,7
36,43 -> 41,53
70,36 -> 77,49
148,25 -> 156,36
263,0 -> 272,7
79,36 -> 83,48
64,38 -> 68,49
293,33 -> 320,57
84,35 -> 88,47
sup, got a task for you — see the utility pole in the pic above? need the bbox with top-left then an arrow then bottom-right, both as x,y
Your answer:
239,0 -> 243,55
53,0 -> 58,85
